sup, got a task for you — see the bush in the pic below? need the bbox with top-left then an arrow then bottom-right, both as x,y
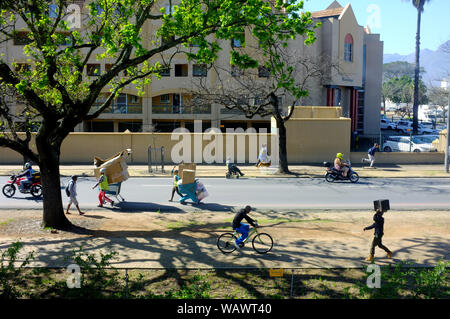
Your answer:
0,242 -> 34,299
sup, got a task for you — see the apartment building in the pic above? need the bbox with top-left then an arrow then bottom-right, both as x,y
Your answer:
2,1 -> 383,135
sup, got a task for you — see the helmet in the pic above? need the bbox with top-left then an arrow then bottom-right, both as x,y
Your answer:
336,153 -> 343,160
245,205 -> 252,212
100,168 -> 106,173
24,162 -> 31,169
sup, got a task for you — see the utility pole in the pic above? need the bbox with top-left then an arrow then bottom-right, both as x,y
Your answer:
445,90 -> 450,173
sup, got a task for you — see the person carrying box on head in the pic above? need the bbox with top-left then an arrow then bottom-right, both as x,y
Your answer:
364,200 -> 393,262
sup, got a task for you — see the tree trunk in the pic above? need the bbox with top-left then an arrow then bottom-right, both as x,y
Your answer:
36,137 -> 72,230
412,9 -> 422,134
276,118 -> 290,174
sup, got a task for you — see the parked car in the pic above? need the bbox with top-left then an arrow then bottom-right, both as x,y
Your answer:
413,135 -> 440,144
380,119 -> 395,130
394,120 -> 439,135
383,136 -> 437,152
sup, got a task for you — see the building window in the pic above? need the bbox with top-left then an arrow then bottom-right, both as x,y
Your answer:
158,66 -> 170,77
87,64 -> 101,76
105,64 -> 113,72
175,64 -> 188,77
165,4 -> 176,15
13,31 -> 32,45
258,66 -> 270,78
344,33 -> 353,62
193,64 -> 207,77
48,4 -> 58,18
160,94 -> 170,103
231,32 -> 245,48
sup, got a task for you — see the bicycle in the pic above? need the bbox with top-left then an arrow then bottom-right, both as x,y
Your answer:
217,222 -> 273,254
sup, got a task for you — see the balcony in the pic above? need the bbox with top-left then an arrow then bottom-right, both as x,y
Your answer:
152,104 -> 211,114
220,108 -> 244,115
90,103 -> 143,115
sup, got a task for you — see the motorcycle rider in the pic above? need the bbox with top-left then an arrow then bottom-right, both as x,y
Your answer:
334,153 -> 349,178
17,162 -> 35,191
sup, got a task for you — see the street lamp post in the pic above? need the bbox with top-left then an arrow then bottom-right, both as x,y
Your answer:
446,90 -> 450,173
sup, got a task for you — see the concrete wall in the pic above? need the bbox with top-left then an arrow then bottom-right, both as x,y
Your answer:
285,118 -> 352,163
0,131 -> 446,165
350,152 -> 445,164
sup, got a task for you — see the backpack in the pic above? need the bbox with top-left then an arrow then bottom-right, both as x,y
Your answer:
65,181 -> 71,197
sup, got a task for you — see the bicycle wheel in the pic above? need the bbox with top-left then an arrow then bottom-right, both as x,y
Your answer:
217,233 -> 238,254
252,233 -> 273,254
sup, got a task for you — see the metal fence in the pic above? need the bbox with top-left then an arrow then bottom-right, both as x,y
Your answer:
352,131 -> 435,152
148,146 -> 165,173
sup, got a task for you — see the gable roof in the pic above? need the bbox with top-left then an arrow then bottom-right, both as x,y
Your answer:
326,0 -> 343,10
311,7 -> 345,19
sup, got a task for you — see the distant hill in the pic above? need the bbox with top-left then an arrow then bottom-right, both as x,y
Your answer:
383,40 -> 450,87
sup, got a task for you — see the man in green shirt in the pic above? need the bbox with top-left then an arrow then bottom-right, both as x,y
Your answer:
92,168 -> 114,207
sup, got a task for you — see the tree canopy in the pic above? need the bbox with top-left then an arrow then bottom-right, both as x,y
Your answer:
0,0 -> 318,228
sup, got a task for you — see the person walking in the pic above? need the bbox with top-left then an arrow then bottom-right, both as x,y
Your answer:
169,166 -> 182,202
363,209 -> 393,262
92,168 -> 114,207
65,175 -> 85,215
362,143 -> 379,168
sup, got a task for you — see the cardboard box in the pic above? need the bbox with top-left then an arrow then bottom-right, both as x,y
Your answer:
373,199 -> 390,212
179,163 -> 196,177
182,169 -> 196,184
94,149 -> 131,184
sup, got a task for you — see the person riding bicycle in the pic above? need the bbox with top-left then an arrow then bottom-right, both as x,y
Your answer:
334,153 -> 349,178
17,162 -> 35,191
232,205 -> 258,250
226,157 -> 244,177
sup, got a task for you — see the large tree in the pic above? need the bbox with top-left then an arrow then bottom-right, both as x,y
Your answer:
192,47 -> 334,174
410,0 -> 430,133
0,0 -> 317,229
381,61 -> 424,114
384,75 -> 427,118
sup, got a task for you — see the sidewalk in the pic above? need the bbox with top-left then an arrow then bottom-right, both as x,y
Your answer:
0,210 -> 448,268
0,164 -> 449,178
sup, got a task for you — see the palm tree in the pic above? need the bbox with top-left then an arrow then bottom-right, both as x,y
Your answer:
411,0 -> 430,134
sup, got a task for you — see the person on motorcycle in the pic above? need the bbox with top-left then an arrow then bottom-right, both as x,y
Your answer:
17,162 -> 35,191
334,153 -> 349,177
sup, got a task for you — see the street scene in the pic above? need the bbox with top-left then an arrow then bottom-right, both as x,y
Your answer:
0,0 -> 449,308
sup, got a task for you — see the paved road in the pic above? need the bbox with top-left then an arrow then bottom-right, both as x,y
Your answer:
1,177 -> 450,211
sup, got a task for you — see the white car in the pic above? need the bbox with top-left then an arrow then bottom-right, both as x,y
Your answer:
394,120 -> 439,135
380,119 -> 395,130
383,136 -> 437,152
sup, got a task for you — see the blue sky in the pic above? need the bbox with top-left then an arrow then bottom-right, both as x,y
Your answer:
301,0 -> 450,55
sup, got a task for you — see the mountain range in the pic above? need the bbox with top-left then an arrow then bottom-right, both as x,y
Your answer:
383,40 -> 450,87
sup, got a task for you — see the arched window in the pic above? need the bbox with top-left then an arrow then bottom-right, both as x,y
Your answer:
344,34 -> 353,62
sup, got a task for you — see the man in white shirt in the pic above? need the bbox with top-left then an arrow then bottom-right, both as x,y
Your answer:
66,175 -> 85,215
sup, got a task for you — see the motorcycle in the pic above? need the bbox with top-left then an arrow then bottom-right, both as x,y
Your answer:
2,173 -> 42,198
323,160 -> 359,183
